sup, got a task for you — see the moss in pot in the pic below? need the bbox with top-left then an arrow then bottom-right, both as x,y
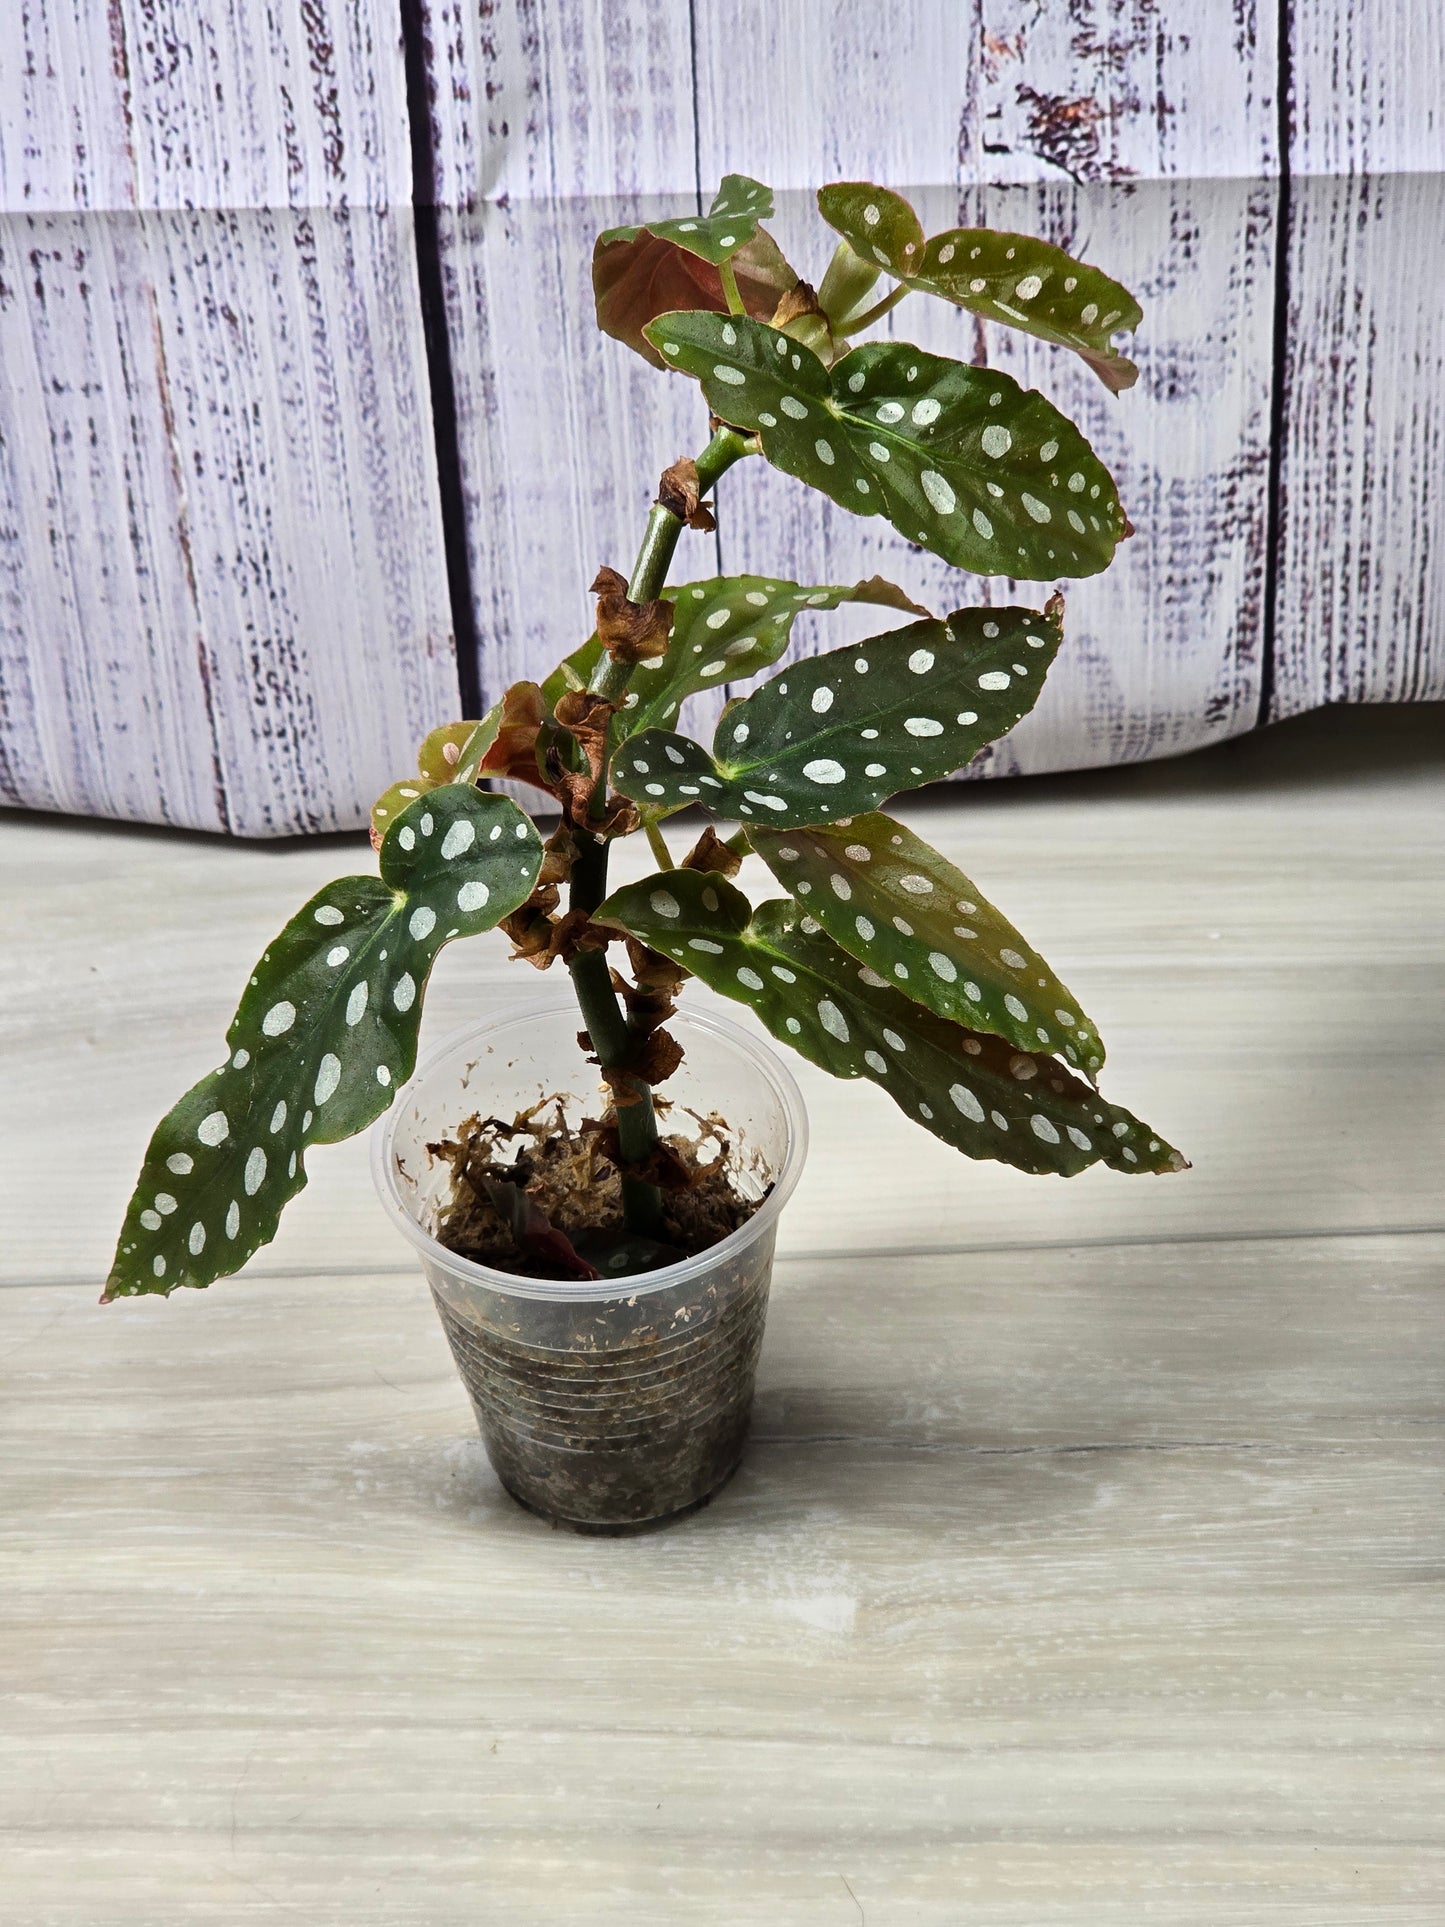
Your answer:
107,173 -> 1187,1530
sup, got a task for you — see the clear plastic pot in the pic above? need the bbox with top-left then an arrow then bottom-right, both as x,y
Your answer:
372,997 -> 808,1531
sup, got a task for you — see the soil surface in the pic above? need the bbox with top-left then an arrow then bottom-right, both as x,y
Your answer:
428,1102 -> 760,1281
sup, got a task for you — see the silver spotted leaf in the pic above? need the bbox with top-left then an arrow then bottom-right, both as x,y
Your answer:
598,174 -> 774,267
105,787 -> 544,1300
749,812 -> 1103,1075
615,572 -> 928,743
817,182 -> 1143,393
594,871 -> 1183,1179
611,602 -> 1064,827
645,312 -> 1127,579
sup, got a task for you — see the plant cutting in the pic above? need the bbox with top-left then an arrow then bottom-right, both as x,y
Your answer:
107,174 -> 1185,1529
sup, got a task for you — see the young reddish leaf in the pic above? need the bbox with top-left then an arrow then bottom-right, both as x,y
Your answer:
611,602 -> 1064,827
594,871 -> 1183,1179
647,313 -> 1127,578
614,572 -> 928,743
817,182 -> 1143,393
370,721 -> 481,840
749,812 -> 1104,1075
593,176 -> 795,368
454,681 -> 553,792
105,788 -> 545,1301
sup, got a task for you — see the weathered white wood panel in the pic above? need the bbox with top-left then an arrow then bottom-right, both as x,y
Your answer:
0,205 -> 459,833
1269,13 -> 1445,718
0,5 -> 458,834
690,7 -> 1280,774
1271,174 -> 1445,718
1287,0 -> 1444,176
1,0 -> 413,210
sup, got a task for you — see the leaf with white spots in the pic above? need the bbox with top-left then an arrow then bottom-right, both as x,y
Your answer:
105,788 -> 544,1300
749,812 -> 1104,1075
647,313 -> 1127,578
612,602 -> 1065,827
370,721 -> 480,839
615,572 -> 928,743
817,182 -> 1143,393
594,871 -> 1183,1179
594,177 -> 796,369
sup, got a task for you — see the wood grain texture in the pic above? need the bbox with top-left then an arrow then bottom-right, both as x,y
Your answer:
0,5 -> 458,835
3,711 -> 1442,1919
977,0 -> 1279,183
3,705 -> 1442,1287
3,1239 -> 1441,1922
1287,0 -> 1444,176
1269,6 -> 1445,719
1,0 -> 412,210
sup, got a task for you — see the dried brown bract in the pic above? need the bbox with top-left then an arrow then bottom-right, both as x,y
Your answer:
591,565 -> 675,664
657,457 -> 717,532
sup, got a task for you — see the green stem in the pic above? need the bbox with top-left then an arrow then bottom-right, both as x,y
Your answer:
568,423 -> 753,1235
718,257 -> 745,316
644,820 -> 675,870
841,282 -> 909,334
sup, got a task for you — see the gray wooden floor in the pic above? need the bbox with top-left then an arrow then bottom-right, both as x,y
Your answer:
3,707 -> 1443,1924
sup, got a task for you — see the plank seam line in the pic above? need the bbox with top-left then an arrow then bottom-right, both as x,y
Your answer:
399,0 -> 484,722
10,1218 -> 1445,1292
1257,0 -> 1294,730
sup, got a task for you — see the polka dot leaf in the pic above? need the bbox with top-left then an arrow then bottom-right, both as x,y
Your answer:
593,870 -> 1183,1179
615,572 -> 928,745
598,173 -> 774,267
645,312 -> 1127,578
748,811 -> 1104,1076
104,786 -> 544,1300
611,601 -> 1065,828
817,182 -> 1143,393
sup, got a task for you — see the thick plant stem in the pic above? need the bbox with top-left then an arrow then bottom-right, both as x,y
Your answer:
567,424 -> 752,1235
718,258 -> 746,316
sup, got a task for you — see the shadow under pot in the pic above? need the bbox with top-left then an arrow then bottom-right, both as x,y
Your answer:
372,999 -> 809,1532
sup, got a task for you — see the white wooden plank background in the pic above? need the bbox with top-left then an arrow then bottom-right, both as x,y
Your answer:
2,704 -> 1442,1921
1,1 -> 1443,835
1270,8 -> 1445,718
0,2 -> 459,834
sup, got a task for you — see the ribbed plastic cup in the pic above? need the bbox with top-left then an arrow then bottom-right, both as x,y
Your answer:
372,999 -> 808,1531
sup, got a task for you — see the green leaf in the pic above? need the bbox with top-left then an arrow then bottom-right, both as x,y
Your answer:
105,787 -> 544,1300
646,313 -> 1127,578
817,182 -> 1143,393
748,812 -> 1103,1075
595,870 -> 1183,1179
611,602 -> 1064,827
599,174 -> 774,266
615,573 -> 928,744
594,179 -> 795,368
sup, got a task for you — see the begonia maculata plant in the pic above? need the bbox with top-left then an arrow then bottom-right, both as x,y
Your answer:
107,174 -> 1184,1301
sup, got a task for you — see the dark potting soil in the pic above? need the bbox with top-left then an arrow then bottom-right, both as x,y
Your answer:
422,1105 -> 772,1531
